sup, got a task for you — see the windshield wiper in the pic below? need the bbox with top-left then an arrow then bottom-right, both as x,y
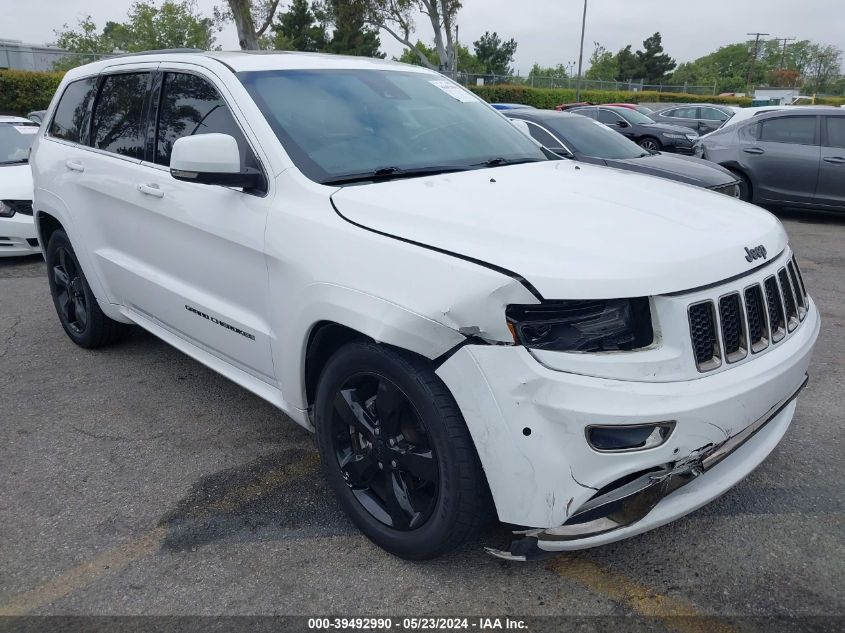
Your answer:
322,165 -> 470,186
472,157 -> 545,168
0,159 -> 29,165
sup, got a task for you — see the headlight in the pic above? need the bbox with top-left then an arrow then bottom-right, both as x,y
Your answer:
693,144 -> 705,158
0,201 -> 15,218
661,133 -> 687,140
685,133 -> 699,142
506,298 -> 654,352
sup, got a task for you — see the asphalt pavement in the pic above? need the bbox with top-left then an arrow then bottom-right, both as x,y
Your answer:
0,211 -> 842,630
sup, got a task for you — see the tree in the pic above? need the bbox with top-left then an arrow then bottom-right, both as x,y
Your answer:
53,1 -> 218,70
473,31 -> 517,76
326,0 -> 384,57
397,40 -> 481,72
614,45 -> 643,81
805,44 -> 843,93
364,1 -> 461,70
271,0 -> 327,51
222,0 -> 283,49
585,42 -> 616,80
636,32 -> 675,83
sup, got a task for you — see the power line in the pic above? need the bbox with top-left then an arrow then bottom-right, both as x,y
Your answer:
746,32 -> 770,93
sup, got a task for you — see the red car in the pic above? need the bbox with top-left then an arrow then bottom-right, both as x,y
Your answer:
555,101 -> 595,111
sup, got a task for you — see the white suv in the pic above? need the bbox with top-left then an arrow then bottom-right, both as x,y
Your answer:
30,51 -> 819,561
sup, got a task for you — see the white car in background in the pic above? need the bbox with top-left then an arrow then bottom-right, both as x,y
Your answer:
0,116 -> 40,257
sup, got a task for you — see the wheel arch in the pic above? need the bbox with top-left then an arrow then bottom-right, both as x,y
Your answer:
34,210 -> 65,253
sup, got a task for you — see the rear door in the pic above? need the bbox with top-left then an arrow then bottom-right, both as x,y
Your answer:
815,115 -> 845,209
110,67 -> 276,383
742,115 -> 820,205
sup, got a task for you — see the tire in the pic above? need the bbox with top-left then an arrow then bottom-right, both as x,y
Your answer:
728,169 -> 753,202
314,340 -> 492,559
638,137 -> 662,152
45,230 -> 128,348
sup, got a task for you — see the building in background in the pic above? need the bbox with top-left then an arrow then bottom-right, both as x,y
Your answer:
0,39 -> 70,71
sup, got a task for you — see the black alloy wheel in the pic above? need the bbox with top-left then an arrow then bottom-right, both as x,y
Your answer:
638,137 -> 662,152
331,373 -> 438,530
52,245 -> 88,334
45,229 -> 128,348
315,340 -> 492,559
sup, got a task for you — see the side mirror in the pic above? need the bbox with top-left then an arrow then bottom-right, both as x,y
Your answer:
170,133 -> 262,190
615,120 -> 630,128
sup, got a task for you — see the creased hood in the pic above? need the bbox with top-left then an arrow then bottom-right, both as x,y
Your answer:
331,161 -> 787,299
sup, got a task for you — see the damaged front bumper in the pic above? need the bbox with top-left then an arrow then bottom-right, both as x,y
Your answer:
435,298 -> 819,560
487,375 -> 808,561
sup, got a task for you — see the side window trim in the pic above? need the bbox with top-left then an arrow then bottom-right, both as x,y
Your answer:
88,70 -> 153,161
45,76 -> 98,147
148,68 -> 268,196
524,121 -> 572,154
759,115 -> 819,146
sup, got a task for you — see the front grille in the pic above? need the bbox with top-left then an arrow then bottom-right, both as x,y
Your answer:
688,301 -> 720,370
688,260 -> 810,372
718,293 -> 746,361
744,285 -> 769,352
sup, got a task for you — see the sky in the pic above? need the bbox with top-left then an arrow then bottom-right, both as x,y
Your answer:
2,0 -> 843,74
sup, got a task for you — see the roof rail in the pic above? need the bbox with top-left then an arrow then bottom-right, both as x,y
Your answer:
109,48 -> 206,59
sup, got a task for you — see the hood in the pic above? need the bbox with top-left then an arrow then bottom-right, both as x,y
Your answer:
0,163 -> 34,200
642,122 -> 697,135
331,161 -> 787,299
605,153 -> 736,187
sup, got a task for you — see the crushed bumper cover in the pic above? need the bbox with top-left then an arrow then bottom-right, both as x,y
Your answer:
487,374 -> 808,561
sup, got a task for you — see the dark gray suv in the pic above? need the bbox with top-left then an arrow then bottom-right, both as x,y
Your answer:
695,108 -> 845,211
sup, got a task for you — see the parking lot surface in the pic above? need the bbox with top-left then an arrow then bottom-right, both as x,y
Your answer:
0,212 -> 843,628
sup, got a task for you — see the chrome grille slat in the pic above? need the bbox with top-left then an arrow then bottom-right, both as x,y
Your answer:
688,301 -> 721,371
787,260 -> 807,320
718,293 -> 747,363
764,275 -> 786,344
778,267 -> 799,332
743,284 -> 769,353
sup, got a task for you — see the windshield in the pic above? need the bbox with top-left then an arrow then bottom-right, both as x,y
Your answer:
238,69 -> 547,184
617,108 -> 656,125
545,116 -> 647,160
0,122 -> 38,164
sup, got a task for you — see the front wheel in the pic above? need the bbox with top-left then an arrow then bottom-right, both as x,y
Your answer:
638,137 -> 662,153
314,340 -> 491,559
45,230 -> 128,348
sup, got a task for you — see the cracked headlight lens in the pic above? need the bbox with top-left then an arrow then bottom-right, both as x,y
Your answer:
506,298 -> 654,352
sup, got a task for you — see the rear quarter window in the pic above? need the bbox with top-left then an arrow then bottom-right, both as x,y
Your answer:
48,77 -> 98,144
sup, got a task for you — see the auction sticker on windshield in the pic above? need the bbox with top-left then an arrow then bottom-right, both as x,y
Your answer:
429,79 -> 476,102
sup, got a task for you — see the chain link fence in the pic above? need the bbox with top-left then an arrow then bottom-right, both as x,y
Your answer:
442,71 -> 719,95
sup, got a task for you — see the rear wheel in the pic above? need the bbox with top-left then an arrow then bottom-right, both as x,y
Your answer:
45,230 -> 128,348
314,340 -> 491,559
638,137 -> 662,152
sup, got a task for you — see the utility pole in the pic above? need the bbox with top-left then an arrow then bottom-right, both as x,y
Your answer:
776,36 -> 796,68
746,32 -> 770,94
454,24 -> 459,74
575,0 -> 588,101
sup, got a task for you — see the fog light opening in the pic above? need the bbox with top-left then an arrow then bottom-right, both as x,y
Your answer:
586,421 -> 675,453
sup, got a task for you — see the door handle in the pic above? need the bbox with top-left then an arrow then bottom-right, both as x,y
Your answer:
743,147 -> 764,155
823,156 -> 845,165
65,160 -> 84,172
138,183 -> 164,198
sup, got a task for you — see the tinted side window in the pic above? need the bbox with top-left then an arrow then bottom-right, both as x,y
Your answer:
759,117 -> 816,145
597,109 -> 623,124
155,72 -> 258,170
49,77 -> 97,143
573,107 -> 597,120
526,122 -> 562,149
664,107 -> 697,119
91,73 -> 150,158
700,107 -> 728,122
824,117 -> 845,149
